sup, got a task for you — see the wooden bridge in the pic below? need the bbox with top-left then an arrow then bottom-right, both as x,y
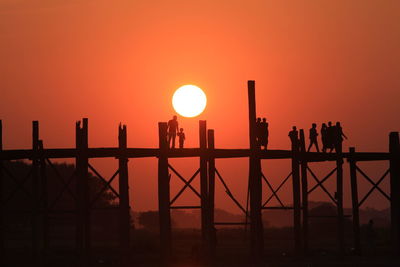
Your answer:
0,80 -> 399,265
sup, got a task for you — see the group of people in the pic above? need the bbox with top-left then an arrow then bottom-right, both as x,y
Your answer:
289,121 -> 347,153
256,117 -> 269,150
167,115 -> 185,149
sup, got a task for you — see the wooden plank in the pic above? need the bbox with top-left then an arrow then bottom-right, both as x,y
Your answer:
389,132 -> 400,253
207,129 -> 216,257
158,122 -> 171,259
299,129 -> 308,255
349,147 -> 361,254
0,147 -> 392,161
248,80 -> 263,259
118,124 -> 130,266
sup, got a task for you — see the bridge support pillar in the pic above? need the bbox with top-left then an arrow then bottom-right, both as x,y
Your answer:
389,132 -> 400,253
158,122 -> 171,260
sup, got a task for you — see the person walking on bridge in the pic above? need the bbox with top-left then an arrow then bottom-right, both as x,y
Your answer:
308,123 -> 320,152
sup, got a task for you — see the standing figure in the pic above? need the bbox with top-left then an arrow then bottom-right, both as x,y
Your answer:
261,118 -> 269,150
256,117 -> 262,148
333,121 -> 347,153
177,128 -> 186,149
167,115 -> 179,149
327,121 -> 335,153
288,126 -> 299,148
321,123 -> 328,153
307,123 -> 320,152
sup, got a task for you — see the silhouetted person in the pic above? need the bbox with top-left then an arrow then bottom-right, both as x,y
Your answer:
321,123 -> 328,153
288,126 -> 299,148
307,123 -> 319,152
167,115 -> 179,149
327,121 -> 335,153
256,117 -> 262,148
177,128 -> 185,149
261,118 -> 269,150
333,121 -> 347,153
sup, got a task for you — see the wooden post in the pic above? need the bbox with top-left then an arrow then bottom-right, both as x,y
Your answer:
118,124 -> 130,266
75,118 -> 90,263
75,120 -> 83,256
38,140 -> 49,256
299,129 -> 308,255
0,120 -> 3,264
291,128 -> 301,255
247,80 -> 263,259
336,142 -> 345,255
199,120 -> 209,254
207,129 -> 216,257
349,147 -> 361,254
32,121 -> 40,261
389,132 -> 400,253
158,122 -> 171,259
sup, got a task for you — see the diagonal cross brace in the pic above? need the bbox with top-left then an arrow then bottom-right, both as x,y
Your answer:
215,168 -> 247,215
307,166 -> 337,204
2,165 -> 33,205
170,168 -> 200,205
356,165 -> 390,203
357,167 -> 390,208
261,172 -> 285,208
46,158 -> 76,200
88,163 -> 120,206
262,172 -> 292,207
168,164 -> 201,200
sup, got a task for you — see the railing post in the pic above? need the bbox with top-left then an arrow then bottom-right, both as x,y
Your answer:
299,129 -> 308,255
118,124 -> 130,266
207,129 -> 216,257
32,121 -> 40,262
349,147 -> 361,254
291,128 -> 301,256
389,132 -> 400,253
336,141 -> 345,255
158,122 -> 171,260
247,80 -> 263,260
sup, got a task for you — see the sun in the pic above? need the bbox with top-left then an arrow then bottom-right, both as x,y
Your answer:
172,85 -> 207,117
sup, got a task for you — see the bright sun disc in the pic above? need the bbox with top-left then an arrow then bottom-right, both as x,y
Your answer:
172,85 -> 207,117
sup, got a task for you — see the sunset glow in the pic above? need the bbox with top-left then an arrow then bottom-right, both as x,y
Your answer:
172,85 -> 207,117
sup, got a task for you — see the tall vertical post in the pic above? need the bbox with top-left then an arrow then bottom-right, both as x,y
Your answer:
336,142 -> 345,255
118,125 -> 130,266
158,122 -> 171,259
247,80 -> 263,259
207,129 -> 216,257
39,140 -> 49,257
299,129 -> 308,255
75,120 -> 83,256
32,121 -> 40,261
75,119 -> 90,263
0,120 -> 3,264
199,120 -> 209,255
349,147 -> 361,254
291,128 -> 301,255
389,132 -> 400,253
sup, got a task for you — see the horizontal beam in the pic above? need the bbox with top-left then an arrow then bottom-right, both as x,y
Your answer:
0,147 -> 392,161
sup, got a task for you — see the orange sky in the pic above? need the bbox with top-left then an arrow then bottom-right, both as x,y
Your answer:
1,0 -> 399,212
